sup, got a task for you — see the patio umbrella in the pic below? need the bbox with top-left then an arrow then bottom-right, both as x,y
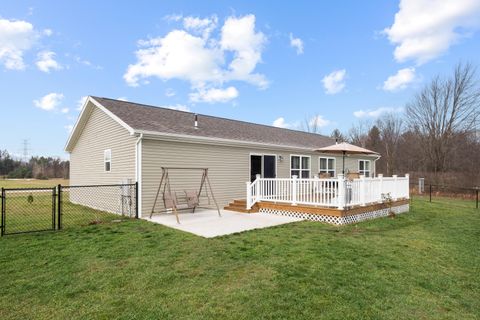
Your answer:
315,142 -> 379,175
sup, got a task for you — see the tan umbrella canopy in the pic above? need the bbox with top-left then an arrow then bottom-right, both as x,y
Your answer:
315,142 -> 379,174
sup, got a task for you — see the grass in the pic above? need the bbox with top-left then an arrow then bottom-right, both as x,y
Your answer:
0,199 -> 479,319
0,178 -> 69,189
1,192 -> 122,234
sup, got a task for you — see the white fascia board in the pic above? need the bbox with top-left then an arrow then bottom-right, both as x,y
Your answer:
64,96 -> 93,152
64,96 -> 135,152
89,97 -> 135,135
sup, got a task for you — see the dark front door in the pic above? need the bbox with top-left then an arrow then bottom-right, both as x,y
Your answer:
263,155 -> 276,178
250,155 -> 262,182
250,155 -> 276,182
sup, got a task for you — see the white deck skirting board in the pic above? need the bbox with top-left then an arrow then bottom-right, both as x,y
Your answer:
144,209 -> 303,238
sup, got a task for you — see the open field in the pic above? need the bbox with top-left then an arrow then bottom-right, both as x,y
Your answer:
0,198 -> 478,319
0,179 -> 69,189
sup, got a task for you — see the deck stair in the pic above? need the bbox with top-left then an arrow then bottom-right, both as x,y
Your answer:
224,199 -> 259,213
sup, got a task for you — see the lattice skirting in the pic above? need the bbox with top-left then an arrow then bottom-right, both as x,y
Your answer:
259,204 -> 410,225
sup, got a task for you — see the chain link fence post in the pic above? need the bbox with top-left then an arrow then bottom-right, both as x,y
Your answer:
1,187 -> 4,237
57,184 -> 62,230
135,181 -> 139,219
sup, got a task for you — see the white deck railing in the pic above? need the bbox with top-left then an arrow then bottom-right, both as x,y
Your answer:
246,174 -> 409,210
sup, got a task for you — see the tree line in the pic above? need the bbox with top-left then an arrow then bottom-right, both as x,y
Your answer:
0,150 -> 69,179
313,63 -> 480,187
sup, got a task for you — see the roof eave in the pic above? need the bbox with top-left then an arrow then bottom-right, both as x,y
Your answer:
135,129 -> 325,152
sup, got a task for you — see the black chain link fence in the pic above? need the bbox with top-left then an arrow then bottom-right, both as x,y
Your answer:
1,183 -> 137,236
1,187 -> 56,235
410,182 -> 479,209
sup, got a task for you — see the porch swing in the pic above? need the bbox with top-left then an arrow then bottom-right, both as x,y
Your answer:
149,167 -> 222,223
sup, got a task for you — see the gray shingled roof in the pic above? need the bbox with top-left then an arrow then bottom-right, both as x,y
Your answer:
93,96 -> 335,149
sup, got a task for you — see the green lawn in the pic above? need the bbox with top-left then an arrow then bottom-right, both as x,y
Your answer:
1,192 -> 123,234
0,199 -> 478,319
0,178 -> 69,189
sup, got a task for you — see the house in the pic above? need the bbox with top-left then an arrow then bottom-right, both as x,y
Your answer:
66,96 -> 408,224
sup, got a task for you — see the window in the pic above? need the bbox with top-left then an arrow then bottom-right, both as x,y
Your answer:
319,157 -> 336,177
104,149 -> 111,172
358,160 -> 370,177
291,155 -> 310,178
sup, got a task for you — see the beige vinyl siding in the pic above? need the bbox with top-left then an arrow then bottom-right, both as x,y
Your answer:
70,106 -> 136,185
141,139 -> 377,215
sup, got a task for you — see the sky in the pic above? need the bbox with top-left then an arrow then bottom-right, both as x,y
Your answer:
1,0 -> 480,158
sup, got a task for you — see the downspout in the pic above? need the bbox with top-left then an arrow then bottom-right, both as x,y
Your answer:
135,133 -> 143,218
373,155 -> 381,177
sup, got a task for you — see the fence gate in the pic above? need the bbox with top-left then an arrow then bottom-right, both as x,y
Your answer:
1,187 -> 56,235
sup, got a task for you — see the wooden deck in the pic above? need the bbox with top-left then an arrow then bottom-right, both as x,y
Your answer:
225,198 -> 410,217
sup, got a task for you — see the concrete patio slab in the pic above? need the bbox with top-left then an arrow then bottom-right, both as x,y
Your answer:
144,209 -> 303,238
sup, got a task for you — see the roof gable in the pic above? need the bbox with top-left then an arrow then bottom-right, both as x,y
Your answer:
64,97 -> 134,152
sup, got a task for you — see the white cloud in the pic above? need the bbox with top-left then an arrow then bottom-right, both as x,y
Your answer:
117,97 -> 128,101
272,117 -> 301,129
36,50 -> 62,73
74,56 -> 102,70
161,104 -> 191,112
289,33 -> 304,55
190,86 -> 239,103
272,117 -> 289,128
273,115 -> 330,130
124,29 -> 223,87
65,124 -> 74,133
183,15 -> 218,39
384,0 -> 480,64
308,115 -> 331,128
382,67 -> 416,91
0,18 -> 38,70
124,14 -> 268,100
43,29 -> 53,36
33,93 -> 64,111
220,14 -> 268,88
322,69 -> 347,94
353,107 -> 403,119
165,88 -> 176,97
76,96 -> 88,110
164,14 -> 183,22
60,107 -> 69,114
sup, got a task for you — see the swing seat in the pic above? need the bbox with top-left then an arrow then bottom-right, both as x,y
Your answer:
163,191 -> 177,209
184,190 -> 199,208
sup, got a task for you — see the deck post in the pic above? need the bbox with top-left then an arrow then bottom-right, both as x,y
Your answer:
393,175 -> 398,200
378,174 -> 384,203
405,174 -> 410,199
292,175 -> 298,206
246,181 -> 252,210
337,174 -> 345,210
360,175 -> 366,206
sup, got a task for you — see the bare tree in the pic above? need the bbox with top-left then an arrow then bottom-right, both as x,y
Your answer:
376,113 -> 403,175
302,114 -> 326,134
348,121 -> 372,147
406,62 -> 480,177
330,129 -> 346,142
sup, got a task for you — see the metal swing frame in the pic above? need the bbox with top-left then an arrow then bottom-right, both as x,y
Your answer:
150,167 -> 221,223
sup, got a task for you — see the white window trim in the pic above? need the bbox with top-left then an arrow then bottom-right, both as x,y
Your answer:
104,149 -> 112,173
290,154 -> 311,178
319,156 -> 336,177
358,159 -> 371,177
